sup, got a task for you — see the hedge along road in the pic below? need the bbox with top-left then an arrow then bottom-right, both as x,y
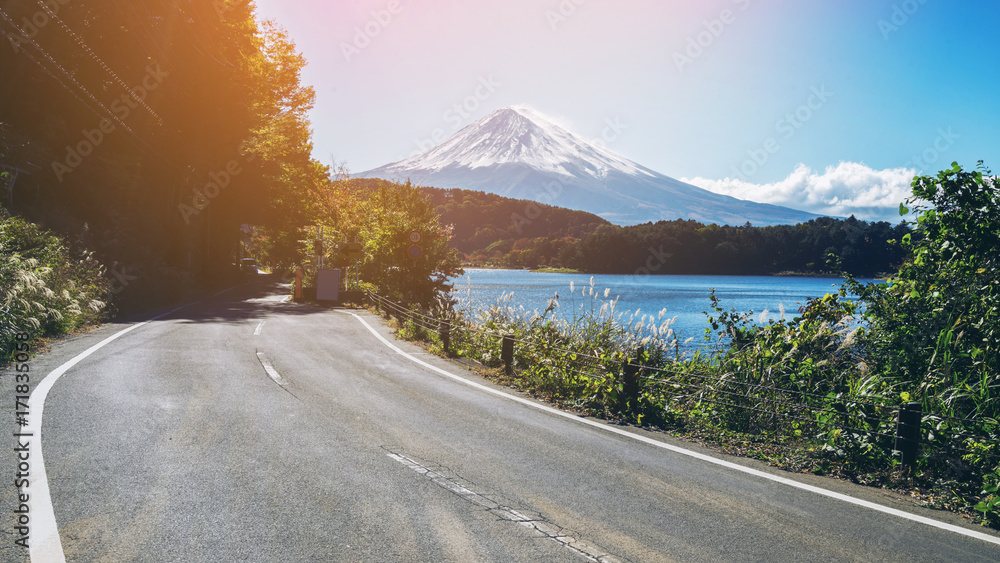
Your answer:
1,276 -> 998,562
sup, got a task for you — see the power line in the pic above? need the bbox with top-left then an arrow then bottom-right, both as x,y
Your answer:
35,0 -> 164,124
0,7 -> 135,136
0,11 -> 176,167
0,27 -> 113,126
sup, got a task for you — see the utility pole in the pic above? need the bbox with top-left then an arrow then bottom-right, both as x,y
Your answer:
318,227 -> 324,270
206,202 -> 211,272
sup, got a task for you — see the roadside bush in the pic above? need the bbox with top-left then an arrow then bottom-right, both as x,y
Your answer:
849,162 -> 999,420
1,213 -> 109,362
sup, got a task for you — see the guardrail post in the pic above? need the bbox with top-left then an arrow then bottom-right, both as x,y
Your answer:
439,320 -> 451,354
894,401 -> 922,471
621,346 -> 643,412
501,334 -> 515,375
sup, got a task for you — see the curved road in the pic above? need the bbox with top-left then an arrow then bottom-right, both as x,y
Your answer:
2,276 -> 999,561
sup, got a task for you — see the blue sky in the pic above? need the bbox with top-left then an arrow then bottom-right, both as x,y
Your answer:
251,0 -> 1000,222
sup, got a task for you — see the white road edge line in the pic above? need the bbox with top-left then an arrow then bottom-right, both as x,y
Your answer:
346,312 -> 1000,548
27,284 -> 244,562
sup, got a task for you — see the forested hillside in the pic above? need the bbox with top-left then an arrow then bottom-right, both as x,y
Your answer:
414,182 -> 910,276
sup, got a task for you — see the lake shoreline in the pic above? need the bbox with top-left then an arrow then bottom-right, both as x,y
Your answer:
460,266 -> 848,279
450,269 -> 868,353
462,264 -> 856,279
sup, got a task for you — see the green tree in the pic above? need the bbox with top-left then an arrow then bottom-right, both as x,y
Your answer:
850,162 -> 999,418
351,181 -> 463,305
1,1 -> 330,283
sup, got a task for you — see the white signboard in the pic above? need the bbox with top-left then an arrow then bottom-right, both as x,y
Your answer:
317,269 -> 341,301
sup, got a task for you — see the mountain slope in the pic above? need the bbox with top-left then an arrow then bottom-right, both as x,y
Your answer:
418,185 -> 611,255
356,107 -> 823,226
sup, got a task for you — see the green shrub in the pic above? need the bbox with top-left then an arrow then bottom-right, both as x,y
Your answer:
850,162 -> 999,421
1,213 -> 110,362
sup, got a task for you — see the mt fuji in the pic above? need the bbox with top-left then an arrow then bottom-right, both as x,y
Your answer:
355,107 -> 822,226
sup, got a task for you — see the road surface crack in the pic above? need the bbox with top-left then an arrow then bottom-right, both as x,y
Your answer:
383,446 -> 626,562
255,350 -> 301,401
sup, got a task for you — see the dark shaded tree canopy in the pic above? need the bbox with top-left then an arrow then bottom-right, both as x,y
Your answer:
1,0 -> 328,281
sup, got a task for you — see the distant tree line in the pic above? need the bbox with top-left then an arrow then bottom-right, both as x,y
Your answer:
420,186 -> 911,277
558,217 -> 911,277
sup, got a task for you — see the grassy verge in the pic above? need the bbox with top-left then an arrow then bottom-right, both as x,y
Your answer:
1,212 -> 111,364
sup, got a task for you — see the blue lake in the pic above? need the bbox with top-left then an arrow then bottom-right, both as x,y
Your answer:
449,269 -> 874,350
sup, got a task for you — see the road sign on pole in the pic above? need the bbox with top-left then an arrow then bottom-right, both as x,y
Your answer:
409,230 -> 421,244
408,245 -> 422,259
344,242 -> 363,260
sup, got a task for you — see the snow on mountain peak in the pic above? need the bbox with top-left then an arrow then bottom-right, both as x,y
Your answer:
355,105 -> 824,226
386,106 -> 650,179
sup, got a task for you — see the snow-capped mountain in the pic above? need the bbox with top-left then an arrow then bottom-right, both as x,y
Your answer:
355,107 -> 822,226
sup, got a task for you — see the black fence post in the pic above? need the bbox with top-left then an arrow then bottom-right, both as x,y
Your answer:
439,320 -> 451,355
894,401 -> 922,471
621,346 -> 644,412
501,334 -> 515,375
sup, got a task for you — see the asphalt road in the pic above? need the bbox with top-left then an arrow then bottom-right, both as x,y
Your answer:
2,275 -> 999,562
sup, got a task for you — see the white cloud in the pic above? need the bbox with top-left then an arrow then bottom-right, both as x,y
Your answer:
682,162 -> 916,222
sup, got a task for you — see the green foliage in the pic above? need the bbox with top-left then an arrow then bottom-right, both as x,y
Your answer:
707,289 -> 866,398
419,186 -> 611,268
348,181 -> 464,306
255,225 -> 309,273
1,213 -> 109,362
444,280 -> 698,422
700,289 -> 895,466
849,162 -> 1000,420
687,162 -> 1000,519
1,1 -> 330,291
975,469 -> 1000,526
395,313 -> 437,344
425,188 -> 910,274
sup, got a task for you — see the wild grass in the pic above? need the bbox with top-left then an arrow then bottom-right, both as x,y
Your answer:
1,212 -> 110,362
